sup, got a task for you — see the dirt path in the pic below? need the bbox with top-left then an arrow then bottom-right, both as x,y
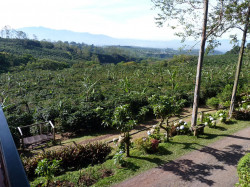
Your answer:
113,126 -> 250,187
77,107 -> 216,145
42,107 -> 215,151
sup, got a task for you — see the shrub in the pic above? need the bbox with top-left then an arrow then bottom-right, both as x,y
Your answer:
134,137 -> 160,153
35,159 -> 61,186
216,110 -> 227,123
77,166 -> 113,186
26,59 -> 69,70
218,84 -> 234,103
219,100 -> 231,108
232,110 -> 250,121
113,150 -> 126,167
239,95 -> 250,110
150,139 -> 160,153
237,153 -> 250,186
203,114 -> 217,128
22,142 -> 111,178
206,97 -> 220,109
173,120 -> 190,135
148,125 -> 161,140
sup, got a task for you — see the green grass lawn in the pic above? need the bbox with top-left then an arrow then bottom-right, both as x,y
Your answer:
30,120 -> 249,187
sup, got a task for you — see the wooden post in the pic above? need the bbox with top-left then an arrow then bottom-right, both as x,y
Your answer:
17,127 -> 24,150
21,137 -> 24,150
166,119 -> 169,142
49,121 -> 55,141
191,0 -> 209,134
125,132 -> 130,157
39,124 -> 42,135
200,111 -> 204,123
52,128 -> 55,141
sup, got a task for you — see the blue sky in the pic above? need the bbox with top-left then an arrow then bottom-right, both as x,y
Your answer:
0,0 -> 245,42
1,0 -> 179,40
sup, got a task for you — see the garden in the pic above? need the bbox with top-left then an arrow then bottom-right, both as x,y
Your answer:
25,111 -> 249,186
0,41 -> 249,186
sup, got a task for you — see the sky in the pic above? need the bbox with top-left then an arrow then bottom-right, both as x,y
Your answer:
0,0 -> 245,41
1,0 -> 178,40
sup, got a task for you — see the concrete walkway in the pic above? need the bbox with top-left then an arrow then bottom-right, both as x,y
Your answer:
114,126 -> 250,187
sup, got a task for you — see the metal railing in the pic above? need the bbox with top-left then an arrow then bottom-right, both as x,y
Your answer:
0,106 -> 30,187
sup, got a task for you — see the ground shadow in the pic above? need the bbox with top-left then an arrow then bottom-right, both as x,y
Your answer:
157,146 -> 173,155
122,161 -> 140,172
221,134 -> 250,140
214,126 -> 227,131
224,120 -> 237,125
199,144 -> 244,166
202,133 -> 250,141
157,143 -> 245,185
160,159 -> 224,186
169,141 -> 201,151
130,156 -> 165,166
200,133 -> 218,140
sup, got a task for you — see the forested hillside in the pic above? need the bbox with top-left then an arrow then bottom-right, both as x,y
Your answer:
0,28 -> 223,73
0,37 -> 194,73
0,37 -> 140,72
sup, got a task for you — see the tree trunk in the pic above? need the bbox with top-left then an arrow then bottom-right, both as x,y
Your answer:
166,119 -> 170,142
125,132 -> 130,157
229,4 -> 250,118
191,0 -> 209,134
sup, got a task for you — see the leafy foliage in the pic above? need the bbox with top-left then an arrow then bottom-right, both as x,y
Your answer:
232,110 -> 250,121
0,39 -> 249,145
216,110 -> 228,123
35,159 -> 61,186
77,166 -> 113,186
113,151 -> 126,167
203,114 -> 217,128
111,104 -> 136,157
206,97 -> 220,109
134,137 -> 160,154
22,142 -> 111,178
237,153 -> 250,187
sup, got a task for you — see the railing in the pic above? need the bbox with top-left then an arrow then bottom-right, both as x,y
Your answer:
0,106 -> 30,187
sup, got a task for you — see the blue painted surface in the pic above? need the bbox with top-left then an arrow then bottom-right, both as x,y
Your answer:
0,106 -> 30,187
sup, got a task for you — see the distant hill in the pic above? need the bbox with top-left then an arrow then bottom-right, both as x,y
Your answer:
19,27 -> 228,52
0,36 -> 201,68
0,36 -> 201,73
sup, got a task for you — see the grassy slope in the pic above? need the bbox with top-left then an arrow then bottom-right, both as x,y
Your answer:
31,120 -> 250,186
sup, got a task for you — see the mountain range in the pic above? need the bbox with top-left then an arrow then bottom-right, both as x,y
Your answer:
19,27 -> 235,52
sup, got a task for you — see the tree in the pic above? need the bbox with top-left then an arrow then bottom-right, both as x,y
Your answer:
96,104 -> 136,157
1,25 -> 12,38
152,0 -> 227,133
111,104 -> 136,157
247,43 -> 250,49
191,0 -> 209,134
16,31 -> 27,39
228,1 -> 250,118
148,95 -> 185,141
